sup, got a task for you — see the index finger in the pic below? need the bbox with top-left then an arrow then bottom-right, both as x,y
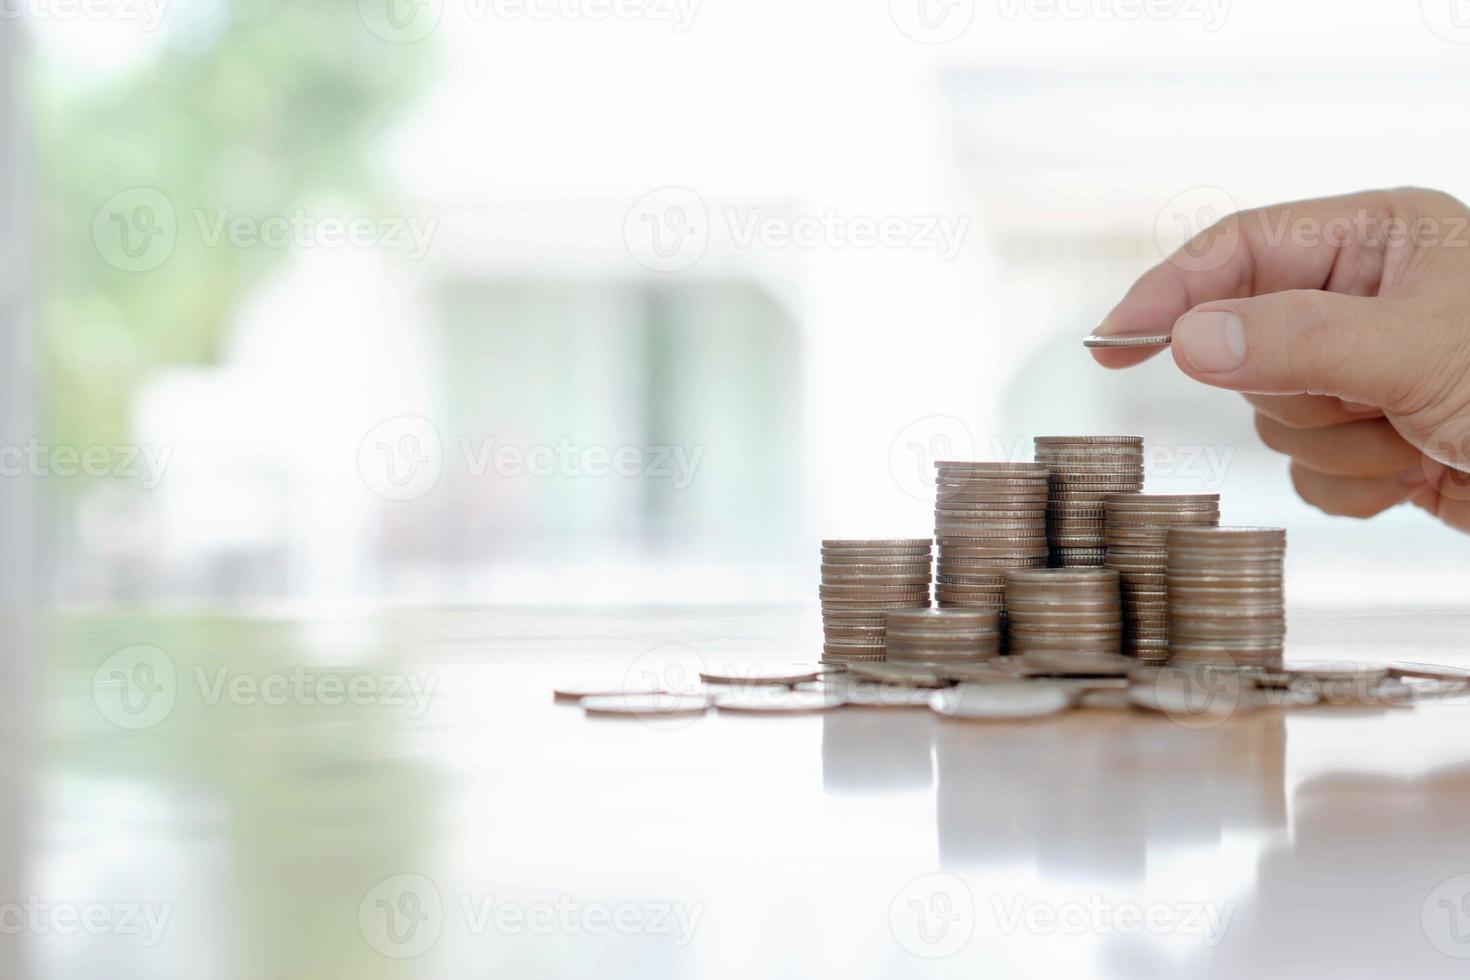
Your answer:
1090,189 -> 1399,370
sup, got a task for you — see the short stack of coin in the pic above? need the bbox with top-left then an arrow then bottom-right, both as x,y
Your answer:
1104,493 -> 1221,663
932,461 -> 1049,612
884,608 -> 1002,664
1166,527 -> 1286,669
820,539 -> 933,664
1004,567 -> 1123,657
1034,436 -> 1145,567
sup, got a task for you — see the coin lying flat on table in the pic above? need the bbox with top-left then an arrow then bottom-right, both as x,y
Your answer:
699,664 -> 822,686
1083,333 -> 1173,349
930,682 -> 1076,720
713,689 -> 843,714
554,683 -> 686,703
581,694 -> 713,717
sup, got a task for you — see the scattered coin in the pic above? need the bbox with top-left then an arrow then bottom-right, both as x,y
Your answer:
1016,650 -> 1137,677
699,664 -> 822,686
930,682 -> 1076,720
553,683 -> 684,703
581,694 -> 712,717
1078,688 -> 1135,710
713,689 -> 843,714
1389,662 -> 1470,682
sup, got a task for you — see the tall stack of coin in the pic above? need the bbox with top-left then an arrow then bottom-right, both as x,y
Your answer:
820,539 -> 933,664
884,608 -> 1001,664
1004,568 -> 1123,657
1104,493 -> 1221,662
1034,437 -> 1146,567
933,461 -> 1049,613
1166,527 -> 1286,669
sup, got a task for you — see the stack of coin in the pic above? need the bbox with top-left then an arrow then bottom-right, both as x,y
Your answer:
1034,437 -> 1145,567
1166,527 -> 1286,669
1004,568 -> 1123,657
1104,493 -> 1221,663
820,539 -> 933,664
932,461 -> 1049,611
884,608 -> 1002,664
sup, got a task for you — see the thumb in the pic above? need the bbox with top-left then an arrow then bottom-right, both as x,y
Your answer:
1170,290 -> 1423,409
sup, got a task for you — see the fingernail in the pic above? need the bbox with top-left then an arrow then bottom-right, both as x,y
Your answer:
1341,401 -> 1380,415
1398,465 -> 1429,487
1174,311 -> 1248,373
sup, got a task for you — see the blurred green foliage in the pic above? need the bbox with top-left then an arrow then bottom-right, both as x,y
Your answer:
36,0 -> 432,456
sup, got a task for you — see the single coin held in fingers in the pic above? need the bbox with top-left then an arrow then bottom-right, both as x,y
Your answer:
1083,333 -> 1173,350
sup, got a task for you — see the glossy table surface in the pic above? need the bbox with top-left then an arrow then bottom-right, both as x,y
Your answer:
16,604 -> 1470,979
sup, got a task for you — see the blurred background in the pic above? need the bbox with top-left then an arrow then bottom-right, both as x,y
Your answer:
6,0 -> 1470,611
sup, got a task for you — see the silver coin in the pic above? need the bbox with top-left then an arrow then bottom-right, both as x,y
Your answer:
713,689 -> 843,713
930,682 -> 1076,720
1389,661 -> 1470,682
1017,651 -> 1137,676
553,682 -> 687,703
699,664 -> 822,686
582,694 -> 712,717
1082,332 -> 1173,349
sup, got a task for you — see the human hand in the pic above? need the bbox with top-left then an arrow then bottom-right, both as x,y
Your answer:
1092,187 -> 1470,532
